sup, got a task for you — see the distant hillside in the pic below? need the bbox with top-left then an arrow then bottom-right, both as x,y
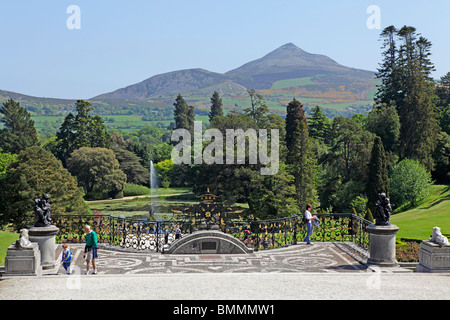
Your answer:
93,43 -> 377,116
1,43 -> 378,120
226,43 -> 374,88
94,69 -> 239,100
0,89 -> 76,108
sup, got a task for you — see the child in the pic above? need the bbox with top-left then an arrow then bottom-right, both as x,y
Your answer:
61,243 -> 72,275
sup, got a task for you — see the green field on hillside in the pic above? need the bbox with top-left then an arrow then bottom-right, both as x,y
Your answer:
28,115 -> 210,134
391,185 -> 450,241
271,77 -> 316,89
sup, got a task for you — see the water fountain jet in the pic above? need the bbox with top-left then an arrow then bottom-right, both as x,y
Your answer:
150,160 -> 159,219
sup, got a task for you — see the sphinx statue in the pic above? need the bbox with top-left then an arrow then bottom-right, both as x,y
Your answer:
430,227 -> 449,247
15,229 -> 33,249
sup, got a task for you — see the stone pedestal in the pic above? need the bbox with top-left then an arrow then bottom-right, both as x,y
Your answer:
417,240 -> 450,273
28,225 -> 59,270
367,224 -> 399,267
4,243 -> 42,276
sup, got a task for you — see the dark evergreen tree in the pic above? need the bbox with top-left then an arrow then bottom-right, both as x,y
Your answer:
376,25 -> 401,105
0,99 -> 39,154
54,100 -> 110,166
366,136 -> 390,213
326,117 -> 375,184
366,102 -> 400,153
285,99 -> 308,161
438,105 -> 450,136
209,91 -> 224,123
436,72 -> 450,134
308,105 -> 331,143
173,94 -> 194,133
376,26 -> 440,171
432,132 -> 450,184
112,147 -> 149,185
285,99 -> 317,210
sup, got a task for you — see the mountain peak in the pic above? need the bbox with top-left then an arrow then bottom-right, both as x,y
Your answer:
226,42 -> 343,80
275,42 -> 305,51
93,42 -> 375,99
262,42 -> 308,59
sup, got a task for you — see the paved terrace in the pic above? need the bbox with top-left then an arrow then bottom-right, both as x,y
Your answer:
60,242 -> 369,274
1,243 -> 449,300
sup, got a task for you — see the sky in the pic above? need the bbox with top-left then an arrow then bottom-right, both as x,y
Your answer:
0,0 -> 449,99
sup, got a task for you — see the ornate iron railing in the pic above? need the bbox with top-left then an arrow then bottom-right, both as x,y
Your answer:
52,213 -> 372,252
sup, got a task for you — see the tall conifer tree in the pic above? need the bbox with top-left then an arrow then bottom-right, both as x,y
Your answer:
173,94 -> 194,133
366,136 -> 390,213
209,91 -> 224,123
308,105 -> 331,143
376,25 -> 439,171
285,99 -> 317,210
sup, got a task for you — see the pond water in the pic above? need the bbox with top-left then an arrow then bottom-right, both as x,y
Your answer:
89,197 -> 249,222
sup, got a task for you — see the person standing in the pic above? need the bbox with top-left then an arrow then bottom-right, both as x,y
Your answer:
303,204 -> 314,245
83,225 -> 98,275
61,243 -> 72,275
175,225 -> 182,240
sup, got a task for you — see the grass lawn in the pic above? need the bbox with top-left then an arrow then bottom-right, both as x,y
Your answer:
391,185 -> 450,241
0,231 -> 18,266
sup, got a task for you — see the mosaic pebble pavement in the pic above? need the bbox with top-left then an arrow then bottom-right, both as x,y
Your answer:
56,242 -> 370,275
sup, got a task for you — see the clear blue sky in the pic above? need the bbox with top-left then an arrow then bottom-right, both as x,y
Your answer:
1,0 -> 449,99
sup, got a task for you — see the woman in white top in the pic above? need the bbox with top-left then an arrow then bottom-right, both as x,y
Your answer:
303,204 -> 314,245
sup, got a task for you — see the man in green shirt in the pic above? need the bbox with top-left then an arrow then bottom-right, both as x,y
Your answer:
83,225 -> 98,275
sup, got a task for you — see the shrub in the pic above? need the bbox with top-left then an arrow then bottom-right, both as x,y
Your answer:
67,147 -> 127,200
123,183 -> 151,197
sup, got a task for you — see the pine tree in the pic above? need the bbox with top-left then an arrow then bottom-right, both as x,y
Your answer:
366,102 -> 400,153
0,99 -> 39,154
209,91 -> 224,123
54,100 -> 110,166
376,25 -> 401,105
366,136 -> 390,213
173,94 -> 194,133
308,105 -> 331,143
246,89 -> 269,127
436,72 -> 450,131
376,26 -> 440,171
